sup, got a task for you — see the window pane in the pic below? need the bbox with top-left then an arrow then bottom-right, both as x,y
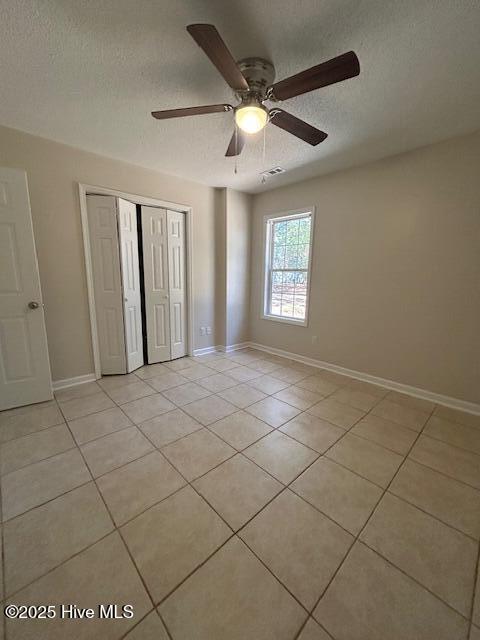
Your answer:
281,271 -> 294,317
272,244 -> 285,269
293,295 -> 306,319
285,245 -> 301,268
298,217 -> 311,244
273,220 -> 287,245
286,219 -> 300,246
297,244 -> 310,269
293,271 -> 308,320
270,271 -> 283,316
280,294 -> 294,317
269,270 -> 307,320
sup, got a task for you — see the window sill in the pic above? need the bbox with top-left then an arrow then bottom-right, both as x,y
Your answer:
261,314 -> 308,327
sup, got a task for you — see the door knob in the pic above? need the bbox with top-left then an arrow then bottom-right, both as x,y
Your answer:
28,301 -> 40,309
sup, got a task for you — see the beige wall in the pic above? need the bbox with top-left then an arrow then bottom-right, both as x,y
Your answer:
214,188 -> 227,348
0,125 -> 218,381
213,187 -> 252,349
226,188 -> 251,346
250,131 -> 480,404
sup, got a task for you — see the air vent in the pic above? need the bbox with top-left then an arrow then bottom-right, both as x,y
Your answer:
261,166 -> 285,177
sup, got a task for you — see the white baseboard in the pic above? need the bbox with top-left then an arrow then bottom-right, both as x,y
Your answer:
194,342 -> 250,356
52,373 -> 97,391
192,345 -> 222,356
218,342 -> 251,354
248,342 -> 480,416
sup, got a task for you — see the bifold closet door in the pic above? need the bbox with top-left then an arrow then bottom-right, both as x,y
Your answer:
141,206 -> 187,363
87,195 -> 144,374
141,206 -> 171,363
167,210 -> 187,360
86,195 -> 127,374
117,199 -> 144,372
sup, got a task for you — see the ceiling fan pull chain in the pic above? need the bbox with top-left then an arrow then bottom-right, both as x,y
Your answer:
261,125 -> 267,183
234,126 -> 238,174
262,125 -> 266,166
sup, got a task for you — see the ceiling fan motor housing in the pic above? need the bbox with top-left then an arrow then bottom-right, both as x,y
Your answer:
237,57 -> 275,100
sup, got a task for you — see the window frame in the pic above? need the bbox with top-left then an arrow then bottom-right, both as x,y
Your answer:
261,207 -> 315,327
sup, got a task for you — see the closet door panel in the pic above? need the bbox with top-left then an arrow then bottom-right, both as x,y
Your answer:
141,206 -> 171,363
118,199 -> 144,372
167,210 -> 187,359
86,195 -> 126,374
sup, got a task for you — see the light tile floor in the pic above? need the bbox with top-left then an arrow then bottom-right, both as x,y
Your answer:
0,348 -> 479,639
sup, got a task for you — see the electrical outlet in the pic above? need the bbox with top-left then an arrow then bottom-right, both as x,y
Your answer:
200,327 -> 206,336
311,335 -> 318,345
206,326 -> 212,335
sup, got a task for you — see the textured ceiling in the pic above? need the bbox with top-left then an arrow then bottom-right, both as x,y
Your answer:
1,0 -> 480,193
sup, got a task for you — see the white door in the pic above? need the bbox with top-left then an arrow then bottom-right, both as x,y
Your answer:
141,206 -> 171,363
86,195 -> 127,375
0,167 -> 52,410
167,210 -> 187,359
117,199 -> 144,372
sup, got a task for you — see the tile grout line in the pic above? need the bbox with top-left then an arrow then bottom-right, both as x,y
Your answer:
102,367 -> 332,627
0,400 -> 419,484
1,476 -> 94,525
98,388 -> 254,622
358,538 -> 476,623
2,352 -> 477,639
159,387 -> 386,631
0,418 -> 66,446
0,466 -> 6,640
2,477 -> 194,602
10,359 -> 473,574
303,401 -> 479,632
64,397 -> 480,504
469,544 -> 480,638
0,361 -> 463,495
116,608 -> 157,640
385,487 -> 480,542
1,442 -> 79,480
89,357 -> 480,621
407,445 -> 480,491
53,397 -> 162,635
413,429 -> 480,458
115,398 -> 248,617
287,397 -> 383,640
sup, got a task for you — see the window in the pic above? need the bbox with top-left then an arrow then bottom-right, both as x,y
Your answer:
263,209 -> 314,325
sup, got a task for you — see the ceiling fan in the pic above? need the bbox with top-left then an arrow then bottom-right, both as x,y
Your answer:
151,24 -> 360,157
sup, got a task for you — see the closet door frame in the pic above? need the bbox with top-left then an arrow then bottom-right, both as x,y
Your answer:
79,183 -> 194,380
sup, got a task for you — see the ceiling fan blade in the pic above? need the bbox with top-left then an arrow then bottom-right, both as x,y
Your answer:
187,24 -> 249,92
270,109 -> 327,145
152,104 -> 232,120
269,51 -> 360,101
225,128 -> 246,157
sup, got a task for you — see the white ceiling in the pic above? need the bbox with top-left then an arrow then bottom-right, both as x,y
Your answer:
1,0 -> 480,193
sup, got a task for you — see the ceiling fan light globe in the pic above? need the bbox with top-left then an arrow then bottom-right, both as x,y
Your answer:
235,105 -> 268,134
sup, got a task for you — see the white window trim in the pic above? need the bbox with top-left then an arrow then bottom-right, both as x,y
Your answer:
261,207 -> 315,327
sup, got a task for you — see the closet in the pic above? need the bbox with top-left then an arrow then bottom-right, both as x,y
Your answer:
86,195 -> 187,375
